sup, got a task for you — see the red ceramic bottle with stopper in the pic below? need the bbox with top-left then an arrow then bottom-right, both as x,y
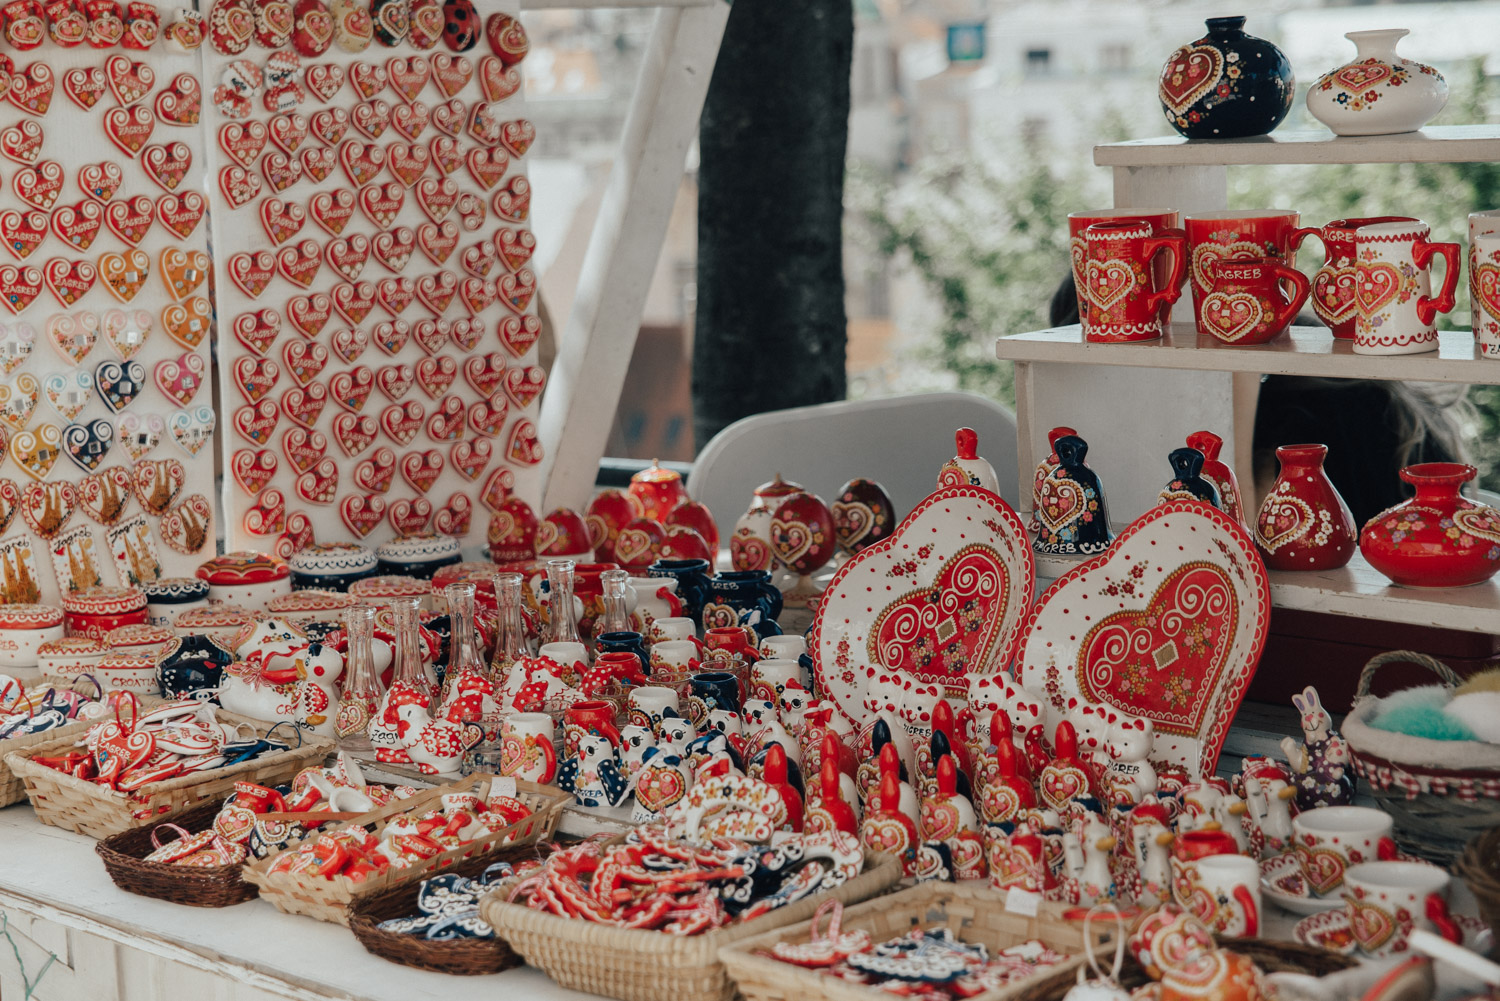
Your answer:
1359,462 -> 1500,588
1185,429 -> 1248,530
1253,444 -> 1356,571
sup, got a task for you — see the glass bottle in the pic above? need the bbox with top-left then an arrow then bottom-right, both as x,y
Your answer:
544,558 -> 581,645
596,569 -> 633,636
439,581 -> 484,706
335,605 -> 384,753
489,571 -> 529,679
390,595 -> 436,701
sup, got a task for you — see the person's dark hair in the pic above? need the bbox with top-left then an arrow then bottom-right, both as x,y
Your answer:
1049,273 -> 1079,327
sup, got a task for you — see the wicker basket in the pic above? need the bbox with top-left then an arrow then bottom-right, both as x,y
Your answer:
1342,651 -> 1500,865
479,850 -> 903,1001
94,800 -> 259,907
720,882 -> 1097,1001
243,773 -> 568,926
4,708 -> 333,840
346,841 -> 554,974
1456,826 -> 1500,939
0,680 -> 162,808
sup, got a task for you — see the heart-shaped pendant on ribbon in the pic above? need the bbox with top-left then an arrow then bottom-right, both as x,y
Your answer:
62,418 -> 113,471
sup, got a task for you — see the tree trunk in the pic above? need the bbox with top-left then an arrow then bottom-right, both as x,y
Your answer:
693,0 -> 852,450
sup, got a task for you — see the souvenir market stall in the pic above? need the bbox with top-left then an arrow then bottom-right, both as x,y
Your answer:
3,7 -> 1500,1001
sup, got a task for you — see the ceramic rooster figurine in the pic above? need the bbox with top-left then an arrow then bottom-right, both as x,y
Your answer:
1280,685 -> 1355,810
805,749 -> 859,835
395,702 -> 480,775
919,754 -> 985,880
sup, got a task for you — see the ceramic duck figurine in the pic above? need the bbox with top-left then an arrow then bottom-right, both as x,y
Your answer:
219,618 -> 310,725
292,642 -> 344,737
805,747 -> 859,835
394,702 -> 476,775
980,735 -> 1035,826
1072,811 -> 1117,904
557,732 -> 631,808
630,746 -> 692,822
1213,791 -> 1257,856
1033,430 -> 1112,555
1280,685 -> 1355,810
860,768 -> 919,876
920,754 -> 986,880
936,427 -> 1000,493
1244,771 -> 1297,856
1177,781 -> 1223,832
1040,721 -> 1092,812
1129,802 -> 1174,906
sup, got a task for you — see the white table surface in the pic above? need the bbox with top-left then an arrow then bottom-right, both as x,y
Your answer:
0,803 -> 597,1001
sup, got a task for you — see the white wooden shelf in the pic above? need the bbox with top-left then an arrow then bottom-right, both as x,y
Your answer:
1032,542 -> 1500,636
995,323 -> 1494,384
1096,125 -> 1500,168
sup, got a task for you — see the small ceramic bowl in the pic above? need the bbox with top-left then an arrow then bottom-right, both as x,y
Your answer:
287,542 -> 379,592
375,532 -> 462,579
195,552 -> 293,609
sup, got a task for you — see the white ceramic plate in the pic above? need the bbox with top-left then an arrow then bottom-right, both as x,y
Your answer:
1016,500 -> 1270,778
1262,853 -> 1343,915
810,486 -> 1033,726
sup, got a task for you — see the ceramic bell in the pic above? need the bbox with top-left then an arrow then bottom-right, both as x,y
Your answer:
859,768 -> 919,876
1157,447 -> 1221,508
1033,429 -> 1112,555
1186,430 -> 1248,529
985,822 -> 1046,892
937,427 -> 999,493
919,754 -> 986,880
1040,721 -> 1093,812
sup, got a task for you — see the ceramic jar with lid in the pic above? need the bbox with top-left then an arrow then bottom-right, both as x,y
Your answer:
287,542 -> 379,591
1158,16 -> 1295,139
173,605 -> 260,643
140,577 -> 209,628
374,532 -> 462,579
1307,30 -> 1447,137
348,574 -> 433,611
266,589 -> 362,627
629,460 -> 688,523
94,653 -> 159,694
196,552 -> 293,608
62,587 -> 148,641
1360,463 -> 1500,588
0,603 -> 65,675
104,623 -> 176,662
36,635 -> 107,679
488,496 -> 539,566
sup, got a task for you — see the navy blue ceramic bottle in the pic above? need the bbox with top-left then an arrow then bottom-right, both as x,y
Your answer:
1158,16 -> 1294,139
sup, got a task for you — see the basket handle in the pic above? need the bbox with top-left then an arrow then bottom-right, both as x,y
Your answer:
150,823 -> 190,851
1357,652 -> 1463,699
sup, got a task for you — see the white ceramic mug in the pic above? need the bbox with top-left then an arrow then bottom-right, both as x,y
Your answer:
499,712 -> 557,784
1292,805 -> 1393,897
1185,854 -> 1261,938
648,617 -> 697,645
649,639 -> 698,673
628,685 -> 679,734
1344,860 -> 1452,956
758,634 -> 806,661
750,658 -> 800,703
1471,215 -> 1500,358
538,641 -> 588,670
1352,219 -> 1459,355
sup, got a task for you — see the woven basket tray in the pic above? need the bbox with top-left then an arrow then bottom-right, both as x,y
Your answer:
1343,651 -> 1500,864
1456,827 -> 1500,938
347,840 -> 556,975
479,849 -> 903,1001
0,678 -> 159,808
720,882 -> 1096,1001
4,708 -> 333,840
243,773 -> 568,926
94,799 -> 259,908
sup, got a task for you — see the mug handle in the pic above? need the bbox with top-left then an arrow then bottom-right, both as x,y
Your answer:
596,719 -> 622,747
538,736 -> 557,784
1413,240 -> 1461,324
1232,885 -> 1259,938
1288,226 -> 1326,261
1142,234 -> 1187,312
1425,893 -> 1462,944
1269,262 -> 1311,330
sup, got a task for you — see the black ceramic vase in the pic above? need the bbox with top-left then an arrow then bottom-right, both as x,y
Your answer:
1158,16 -> 1294,139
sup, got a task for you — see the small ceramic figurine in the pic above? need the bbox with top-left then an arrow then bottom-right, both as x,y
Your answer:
1157,447 -> 1220,509
859,768 -> 919,876
1128,802 -> 1174,906
1243,768 -> 1297,856
919,754 -> 985,880
805,745 -> 860,836
556,732 -> 631,808
986,822 -> 1046,893
1106,715 -> 1158,805
631,746 -> 692,822
1280,685 -> 1355,809
1033,430 -> 1112,555
292,642 -> 344,737
980,732 -> 1035,826
937,427 -> 1000,493
1041,721 -> 1093,812
1060,811 -> 1116,905
395,702 -> 478,775
1186,431 -> 1248,529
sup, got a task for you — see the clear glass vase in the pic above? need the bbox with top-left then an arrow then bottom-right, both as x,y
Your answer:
335,605 -> 384,753
489,571 -> 530,680
545,558 -> 582,645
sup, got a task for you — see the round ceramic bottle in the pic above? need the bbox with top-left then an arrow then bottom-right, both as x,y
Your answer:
1158,16 -> 1294,139
1307,30 -> 1447,137
1254,444 -> 1356,571
1359,463 -> 1500,588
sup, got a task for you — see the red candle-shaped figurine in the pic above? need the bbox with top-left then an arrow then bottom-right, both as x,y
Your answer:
629,459 -> 687,523
1254,444 -> 1356,571
1039,720 -> 1092,812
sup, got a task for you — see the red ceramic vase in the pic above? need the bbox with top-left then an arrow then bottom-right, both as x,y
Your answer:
1359,463 -> 1500,588
1254,444 -> 1356,571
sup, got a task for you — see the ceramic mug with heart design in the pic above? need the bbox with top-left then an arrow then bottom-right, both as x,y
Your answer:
750,658 -> 800,704
1352,219 -> 1460,356
1291,805 -> 1393,897
1184,210 -> 1300,334
498,712 -> 556,783
647,616 -> 696,646
1068,208 -> 1182,326
627,685 -> 678,735
1469,211 -> 1500,357
1343,860 -> 1457,956
1289,217 -> 1416,338
1078,220 -> 1186,342
1179,853 -> 1260,938
1200,256 -> 1310,345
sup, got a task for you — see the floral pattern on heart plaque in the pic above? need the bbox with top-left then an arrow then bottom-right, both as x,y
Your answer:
810,486 -> 1034,726
1017,500 -> 1270,778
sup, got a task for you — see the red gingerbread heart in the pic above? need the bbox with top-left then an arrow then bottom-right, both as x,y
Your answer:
379,399 -> 423,445
281,426 -> 327,473
340,493 -> 384,537
450,438 -> 490,480
331,411 -> 378,456
388,496 -> 431,536
156,192 -> 205,239
353,446 -> 396,492
231,448 -> 278,494
233,309 -> 281,355
400,449 -> 442,492
309,188 -> 356,236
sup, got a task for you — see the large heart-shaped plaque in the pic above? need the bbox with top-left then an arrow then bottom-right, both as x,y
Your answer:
810,486 -> 1033,725
1016,500 -> 1269,778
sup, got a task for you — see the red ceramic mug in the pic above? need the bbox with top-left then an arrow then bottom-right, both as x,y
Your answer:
563,699 -> 621,758
1200,256 -> 1311,344
1289,216 -> 1416,339
1184,210 -> 1300,334
1078,220 -> 1187,342
1068,208 -> 1183,326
